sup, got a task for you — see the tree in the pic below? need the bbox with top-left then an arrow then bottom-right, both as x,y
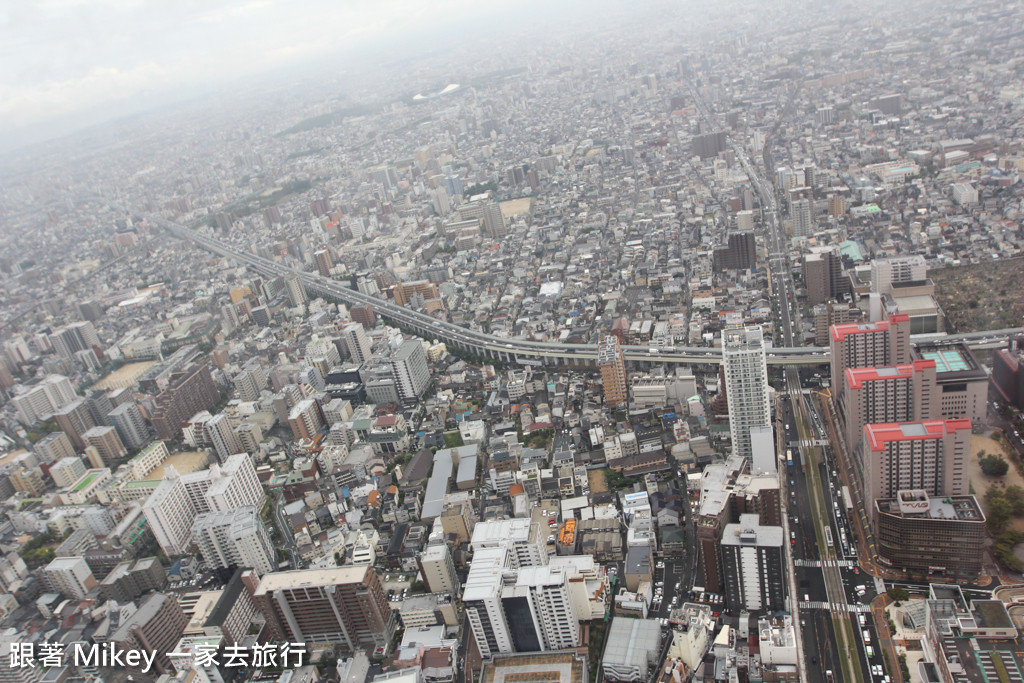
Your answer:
887,587 -> 910,606
981,454 -> 1010,477
1004,485 -> 1024,516
988,497 -> 1013,533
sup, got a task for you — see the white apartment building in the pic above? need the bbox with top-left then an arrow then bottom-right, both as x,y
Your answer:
107,402 -> 151,450
205,413 -> 243,463
341,323 -> 372,364
50,456 -> 87,489
143,454 -> 264,557
417,544 -> 460,595
722,326 -> 771,462
43,556 -> 97,599
192,505 -> 275,576
12,375 -> 77,424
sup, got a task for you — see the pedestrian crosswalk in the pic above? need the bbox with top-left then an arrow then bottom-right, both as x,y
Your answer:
789,439 -> 829,447
799,601 -> 871,613
794,559 -> 858,568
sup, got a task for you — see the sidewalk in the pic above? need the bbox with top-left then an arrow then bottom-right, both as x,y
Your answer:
871,594 -> 904,683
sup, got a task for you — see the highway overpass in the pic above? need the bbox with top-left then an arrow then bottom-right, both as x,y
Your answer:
159,219 -> 1022,369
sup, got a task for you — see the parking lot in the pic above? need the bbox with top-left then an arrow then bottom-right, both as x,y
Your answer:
382,572 -> 415,603
650,556 -> 690,617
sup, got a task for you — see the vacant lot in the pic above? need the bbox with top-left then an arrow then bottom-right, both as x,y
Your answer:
931,258 -> 1024,332
589,469 -> 609,494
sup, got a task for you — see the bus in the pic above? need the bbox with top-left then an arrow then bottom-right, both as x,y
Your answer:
842,486 -> 854,513
786,449 -> 793,467
824,528 -> 834,547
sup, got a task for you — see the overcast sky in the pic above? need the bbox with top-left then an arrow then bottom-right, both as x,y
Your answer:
0,0 -> 544,150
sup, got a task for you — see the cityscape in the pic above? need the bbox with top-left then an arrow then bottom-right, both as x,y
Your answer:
3,1 -> 1024,683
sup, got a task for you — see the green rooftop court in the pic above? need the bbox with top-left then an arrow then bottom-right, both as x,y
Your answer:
73,472 -> 98,492
921,348 -> 970,373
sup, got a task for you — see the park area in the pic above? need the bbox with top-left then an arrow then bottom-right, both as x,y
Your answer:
969,434 -> 1024,571
932,257 -> 1024,332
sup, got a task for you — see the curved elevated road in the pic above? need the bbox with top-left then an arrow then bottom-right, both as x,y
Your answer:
157,218 -> 1021,368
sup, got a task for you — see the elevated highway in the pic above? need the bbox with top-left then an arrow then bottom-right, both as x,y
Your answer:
158,219 -> 1021,369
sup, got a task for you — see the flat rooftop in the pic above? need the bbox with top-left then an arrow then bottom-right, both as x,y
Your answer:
864,419 -> 972,451
253,566 -> 370,595
480,651 -> 587,683
876,494 -> 985,521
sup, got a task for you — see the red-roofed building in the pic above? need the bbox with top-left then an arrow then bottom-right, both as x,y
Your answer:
862,419 -> 971,521
841,359 -> 939,477
829,313 -> 911,404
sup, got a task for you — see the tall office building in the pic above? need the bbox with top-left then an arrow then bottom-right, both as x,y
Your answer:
910,342 -> 989,426
598,336 -> 628,409
875,491 -> 985,578
305,336 -> 342,370
720,514 -> 785,613
790,198 -> 814,237
314,249 -> 333,277
205,413 -> 243,463
812,302 -> 852,346
804,246 -> 850,306
143,453 -> 264,557
10,467 -> 46,497
350,305 -> 376,329
861,420 -> 971,521
191,505 -> 275,576
107,402 -> 151,450
392,340 -> 430,403
0,634 -> 44,683
457,200 -> 507,239
150,363 -> 220,440
841,360 -> 940,477
696,457 -> 781,594
722,327 -> 771,462
470,520 -> 548,570
503,565 -> 581,652
342,322 -> 373,364
232,362 -> 267,402
693,131 -> 727,159
53,398 -> 96,450
110,593 -> 188,675
49,321 -> 100,359
234,422 -> 263,454
713,232 -> 756,271
253,566 -> 396,653
992,338 -> 1024,411
82,425 -> 127,465
284,274 -> 307,306
99,557 -> 168,603
417,544 -> 459,595
870,255 -> 927,295
287,398 -> 325,441
463,543 -> 581,658
829,313 -> 911,405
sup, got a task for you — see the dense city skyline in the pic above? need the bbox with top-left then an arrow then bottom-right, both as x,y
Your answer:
0,1 -> 1022,682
